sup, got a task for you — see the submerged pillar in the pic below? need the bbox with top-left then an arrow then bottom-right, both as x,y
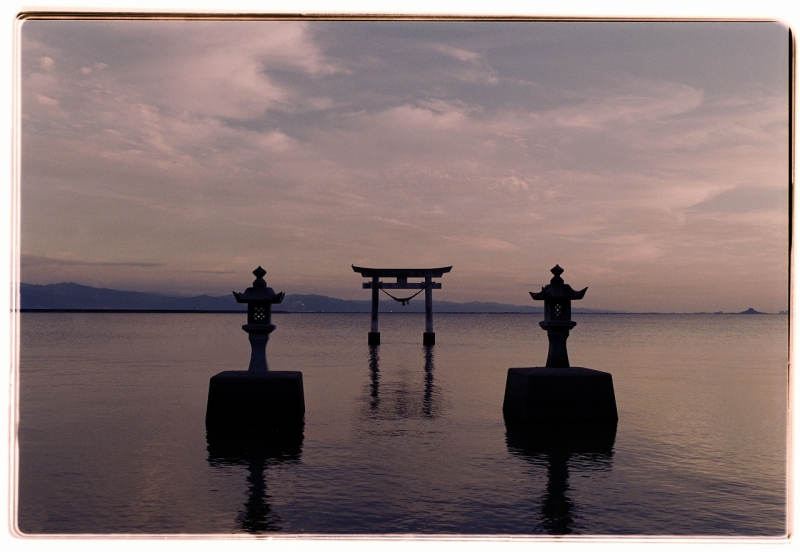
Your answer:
423,276 -> 435,345
502,265 -> 617,422
369,275 -> 380,345
205,266 -> 304,428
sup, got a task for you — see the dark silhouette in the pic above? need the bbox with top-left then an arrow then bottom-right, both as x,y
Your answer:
352,265 -> 453,345
233,266 -> 285,372
206,266 -> 305,429
738,307 -> 765,314
529,264 -> 587,368
503,265 -> 617,422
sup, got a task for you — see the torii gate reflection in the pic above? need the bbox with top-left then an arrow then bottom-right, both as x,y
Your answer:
365,344 -> 439,420
352,265 -> 452,345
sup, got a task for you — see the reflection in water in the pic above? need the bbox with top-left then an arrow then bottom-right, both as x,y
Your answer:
369,345 -> 380,411
207,426 -> 304,534
363,344 -> 439,420
541,451 -> 573,534
422,345 -> 434,418
505,421 -> 617,535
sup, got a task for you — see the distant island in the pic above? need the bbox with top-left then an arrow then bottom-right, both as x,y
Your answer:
17,282 -> 627,314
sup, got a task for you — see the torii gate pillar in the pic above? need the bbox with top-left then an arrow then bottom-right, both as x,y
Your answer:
424,276 -> 434,345
352,265 -> 452,346
369,275 -> 380,345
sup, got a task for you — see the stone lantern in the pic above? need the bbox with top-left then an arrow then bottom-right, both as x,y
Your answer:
502,265 -> 617,423
205,266 -> 304,430
529,264 -> 587,368
233,266 -> 285,371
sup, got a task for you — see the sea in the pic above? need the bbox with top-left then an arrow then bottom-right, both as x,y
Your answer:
15,312 -> 788,537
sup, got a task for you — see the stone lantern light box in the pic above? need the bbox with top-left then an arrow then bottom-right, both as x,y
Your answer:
205,266 -> 304,429
502,265 -> 618,422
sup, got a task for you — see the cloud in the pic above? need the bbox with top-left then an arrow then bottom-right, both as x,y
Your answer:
376,101 -> 471,131
22,20 -> 345,145
38,56 -> 54,70
128,22 -> 342,120
429,42 -> 498,84
21,255 -> 165,268
431,44 -> 481,63
533,79 -> 704,130
34,93 -> 58,106
80,63 -> 106,75
687,186 -> 787,214
369,216 -> 415,228
497,175 -> 530,192
24,72 -> 59,101
442,235 -> 517,252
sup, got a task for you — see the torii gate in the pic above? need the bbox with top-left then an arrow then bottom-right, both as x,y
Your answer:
352,265 -> 453,346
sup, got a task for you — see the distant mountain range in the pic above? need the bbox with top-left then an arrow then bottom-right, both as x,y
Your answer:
17,282 -> 621,314
17,282 -> 781,314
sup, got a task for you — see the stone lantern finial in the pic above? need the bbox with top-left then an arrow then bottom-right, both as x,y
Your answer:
252,266 -> 267,287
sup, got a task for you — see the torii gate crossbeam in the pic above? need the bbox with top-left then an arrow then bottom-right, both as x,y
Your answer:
352,265 -> 452,345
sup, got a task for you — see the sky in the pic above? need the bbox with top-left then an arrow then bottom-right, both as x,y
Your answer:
18,19 -> 790,312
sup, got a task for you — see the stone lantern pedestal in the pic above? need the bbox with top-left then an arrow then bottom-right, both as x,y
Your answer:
502,265 -> 617,422
503,366 -> 617,422
205,266 -> 304,429
206,370 -> 305,428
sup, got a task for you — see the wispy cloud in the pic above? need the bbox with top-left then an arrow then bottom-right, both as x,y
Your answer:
442,235 -> 518,252
21,255 -> 165,268
687,185 -> 787,214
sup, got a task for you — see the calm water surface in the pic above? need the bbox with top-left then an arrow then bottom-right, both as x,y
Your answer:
17,313 -> 788,535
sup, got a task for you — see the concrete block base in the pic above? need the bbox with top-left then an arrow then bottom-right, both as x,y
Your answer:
502,367 -> 618,422
206,424 -> 304,463
423,332 -> 435,346
206,371 -> 305,428
368,332 -> 380,345
505,419 -> 618,454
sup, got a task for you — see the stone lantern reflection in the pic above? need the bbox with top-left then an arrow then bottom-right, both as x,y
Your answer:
233,266 -> 285,372
530,265 -> 587,368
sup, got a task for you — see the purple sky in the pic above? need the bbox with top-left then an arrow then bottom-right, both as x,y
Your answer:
19,19 -> 789,312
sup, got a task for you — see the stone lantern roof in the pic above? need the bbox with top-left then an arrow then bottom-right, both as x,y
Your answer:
233,266 -> 285,304
530,265 -> 587,301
